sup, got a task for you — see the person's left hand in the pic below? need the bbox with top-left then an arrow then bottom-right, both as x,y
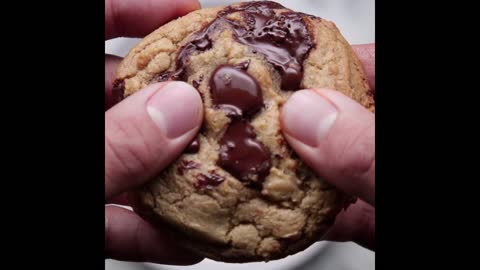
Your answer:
104,0 -> 204,264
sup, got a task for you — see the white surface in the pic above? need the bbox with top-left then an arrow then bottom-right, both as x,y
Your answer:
105,0 -> 375,269
107,242 -> 374,270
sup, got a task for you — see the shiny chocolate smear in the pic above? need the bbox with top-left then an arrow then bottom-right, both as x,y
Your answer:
155,1 -> 313,90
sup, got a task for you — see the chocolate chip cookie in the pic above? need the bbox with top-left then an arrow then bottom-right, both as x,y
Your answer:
114,1 -> 373,262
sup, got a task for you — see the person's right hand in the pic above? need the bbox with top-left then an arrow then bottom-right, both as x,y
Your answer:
280,44 -> 375,250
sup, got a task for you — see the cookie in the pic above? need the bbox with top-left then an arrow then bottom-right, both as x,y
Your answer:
114,1 -> 373,263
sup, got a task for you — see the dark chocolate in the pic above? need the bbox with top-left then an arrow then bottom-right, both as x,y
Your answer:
106,79 -> 125,110
218,119 -> 272,187
195,171 -> 225,189
152,1 -> 316,188
185,137 -> 200,153
210,65 -> 263,117
192,75 -> 204,90
155,1 -> 313,91
224,3 -> 314,90
209,64 -> 272,187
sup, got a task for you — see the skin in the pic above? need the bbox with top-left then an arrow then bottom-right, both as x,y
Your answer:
105,0 -> 204,264
105,0 -> 375,264
280,46 -> 375,250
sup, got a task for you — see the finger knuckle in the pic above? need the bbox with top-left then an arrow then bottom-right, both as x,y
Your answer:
105,115 -> 151,183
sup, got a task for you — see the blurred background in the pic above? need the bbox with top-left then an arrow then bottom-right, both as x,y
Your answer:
105,0 -> 375,269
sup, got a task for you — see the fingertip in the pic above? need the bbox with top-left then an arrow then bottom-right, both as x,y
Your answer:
176,0 -> 201,15
281,87 -> 375,204
146,81 -> 203,139
281,89 -> 338,147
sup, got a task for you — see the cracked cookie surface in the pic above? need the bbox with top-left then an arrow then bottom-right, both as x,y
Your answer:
115,1 -> 373,262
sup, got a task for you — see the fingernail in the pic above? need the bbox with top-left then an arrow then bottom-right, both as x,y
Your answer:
281,90 -> 338,147
147,82 -> 202,139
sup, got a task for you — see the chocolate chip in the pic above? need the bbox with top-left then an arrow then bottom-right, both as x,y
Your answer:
210,65 -> 263,118
218,119 -> 272,187
155,1 -> 313,91
195,171 -> 225,189
185,137 -> 200,154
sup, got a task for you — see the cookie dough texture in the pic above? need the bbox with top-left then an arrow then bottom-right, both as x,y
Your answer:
115,1 -> 373,262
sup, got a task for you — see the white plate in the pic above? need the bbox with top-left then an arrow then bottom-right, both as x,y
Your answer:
142,242 -> 327,270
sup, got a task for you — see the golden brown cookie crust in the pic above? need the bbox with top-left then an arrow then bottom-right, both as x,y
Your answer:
115,1 -> 373,262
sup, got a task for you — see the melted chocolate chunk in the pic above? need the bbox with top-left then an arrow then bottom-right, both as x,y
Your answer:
155,1 -> 313,91
107,79 -> 125,110
177,160 -> 200,176
209,64 -> 272,187
192,80 -> 201,89
210,65 -> 263,117
155,17 -> 223,82
195,171 -> 225,189
218,119 -> 271,187
222,2 -> 313,90
185,137 -> 200,153
218,1 -> 284,16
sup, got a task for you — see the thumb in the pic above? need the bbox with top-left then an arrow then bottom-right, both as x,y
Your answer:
281,89 -> 375,205
105,81 -> 203,200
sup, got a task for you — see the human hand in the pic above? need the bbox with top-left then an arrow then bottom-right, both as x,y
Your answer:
280,44 -> 375,250
104,0 -> 205,264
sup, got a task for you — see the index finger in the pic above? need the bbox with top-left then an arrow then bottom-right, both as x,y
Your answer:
105,0 -> 200,40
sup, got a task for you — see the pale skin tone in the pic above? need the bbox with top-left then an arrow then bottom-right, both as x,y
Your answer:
105,0 -> 375,264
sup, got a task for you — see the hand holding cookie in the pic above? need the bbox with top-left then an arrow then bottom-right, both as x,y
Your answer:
105,0 -> 205,264
105,0 -> 375,264
281,44 -> 375,250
